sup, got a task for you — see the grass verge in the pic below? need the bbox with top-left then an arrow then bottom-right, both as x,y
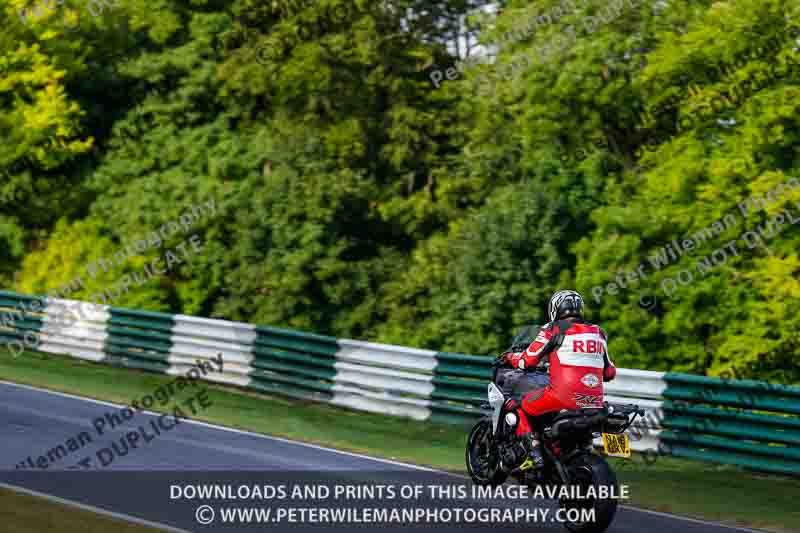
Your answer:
0,487 -> 159,532
1,351 -> 799,532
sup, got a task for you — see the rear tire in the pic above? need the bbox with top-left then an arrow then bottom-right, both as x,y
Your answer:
465,419 -> 507,486
560,453 -> 618,533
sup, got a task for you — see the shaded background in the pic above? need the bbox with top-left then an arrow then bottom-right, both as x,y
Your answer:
1,0 -> 799,382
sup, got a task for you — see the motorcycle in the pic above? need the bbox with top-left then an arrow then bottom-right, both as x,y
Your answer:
466,354 -> 644,533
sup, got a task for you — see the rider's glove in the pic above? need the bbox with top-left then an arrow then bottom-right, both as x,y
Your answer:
492,352 -> 510,368
494,351 -> 516,368
505,351 -> 526,370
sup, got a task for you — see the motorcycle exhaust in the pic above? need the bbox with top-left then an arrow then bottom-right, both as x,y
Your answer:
548,411 -> 608,438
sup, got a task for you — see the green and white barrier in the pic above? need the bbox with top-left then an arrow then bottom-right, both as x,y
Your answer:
2,290 -> 798,474
661,373 -> 800,475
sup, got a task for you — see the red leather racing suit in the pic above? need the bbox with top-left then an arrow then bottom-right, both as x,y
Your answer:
507,319 -> 616,436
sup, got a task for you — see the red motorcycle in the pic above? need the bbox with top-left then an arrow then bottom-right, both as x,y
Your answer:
466,355 -> 644,533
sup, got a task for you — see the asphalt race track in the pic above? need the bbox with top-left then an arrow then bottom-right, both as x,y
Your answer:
0,381 -> 761,533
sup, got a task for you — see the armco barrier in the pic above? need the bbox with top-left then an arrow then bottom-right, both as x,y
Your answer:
660,373 -> 800,475
1,290 -> 798,474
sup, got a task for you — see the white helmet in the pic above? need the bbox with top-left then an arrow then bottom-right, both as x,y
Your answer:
547,290 -> 584,322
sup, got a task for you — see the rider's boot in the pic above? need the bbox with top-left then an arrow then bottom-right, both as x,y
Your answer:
503,435 -> 544,473
521,433 -> 545,471
503,410 -> 544,472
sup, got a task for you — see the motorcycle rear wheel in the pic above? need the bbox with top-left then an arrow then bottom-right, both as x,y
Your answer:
465,419 -> 507,486
560,453 -> 619,533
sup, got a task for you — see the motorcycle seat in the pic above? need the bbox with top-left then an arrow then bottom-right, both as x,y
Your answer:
551,406 -> 605,423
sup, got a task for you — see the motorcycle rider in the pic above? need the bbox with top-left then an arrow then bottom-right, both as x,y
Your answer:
499,289 -> 616,472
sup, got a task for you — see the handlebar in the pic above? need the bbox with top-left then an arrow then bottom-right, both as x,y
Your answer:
491,354 -> 508,368
609,403 -> 646,417
603,402 -> 645,433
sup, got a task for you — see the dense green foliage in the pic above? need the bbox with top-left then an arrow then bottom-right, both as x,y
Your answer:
2,0 -> 799,382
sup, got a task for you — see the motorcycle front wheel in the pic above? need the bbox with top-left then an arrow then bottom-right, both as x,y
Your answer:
559,453 -> 619,533
465,419 -> 507,486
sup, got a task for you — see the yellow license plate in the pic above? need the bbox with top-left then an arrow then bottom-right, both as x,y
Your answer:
602,432 -> 631,458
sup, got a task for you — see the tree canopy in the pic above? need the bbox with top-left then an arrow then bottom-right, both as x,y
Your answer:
2,0 -> 799,383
